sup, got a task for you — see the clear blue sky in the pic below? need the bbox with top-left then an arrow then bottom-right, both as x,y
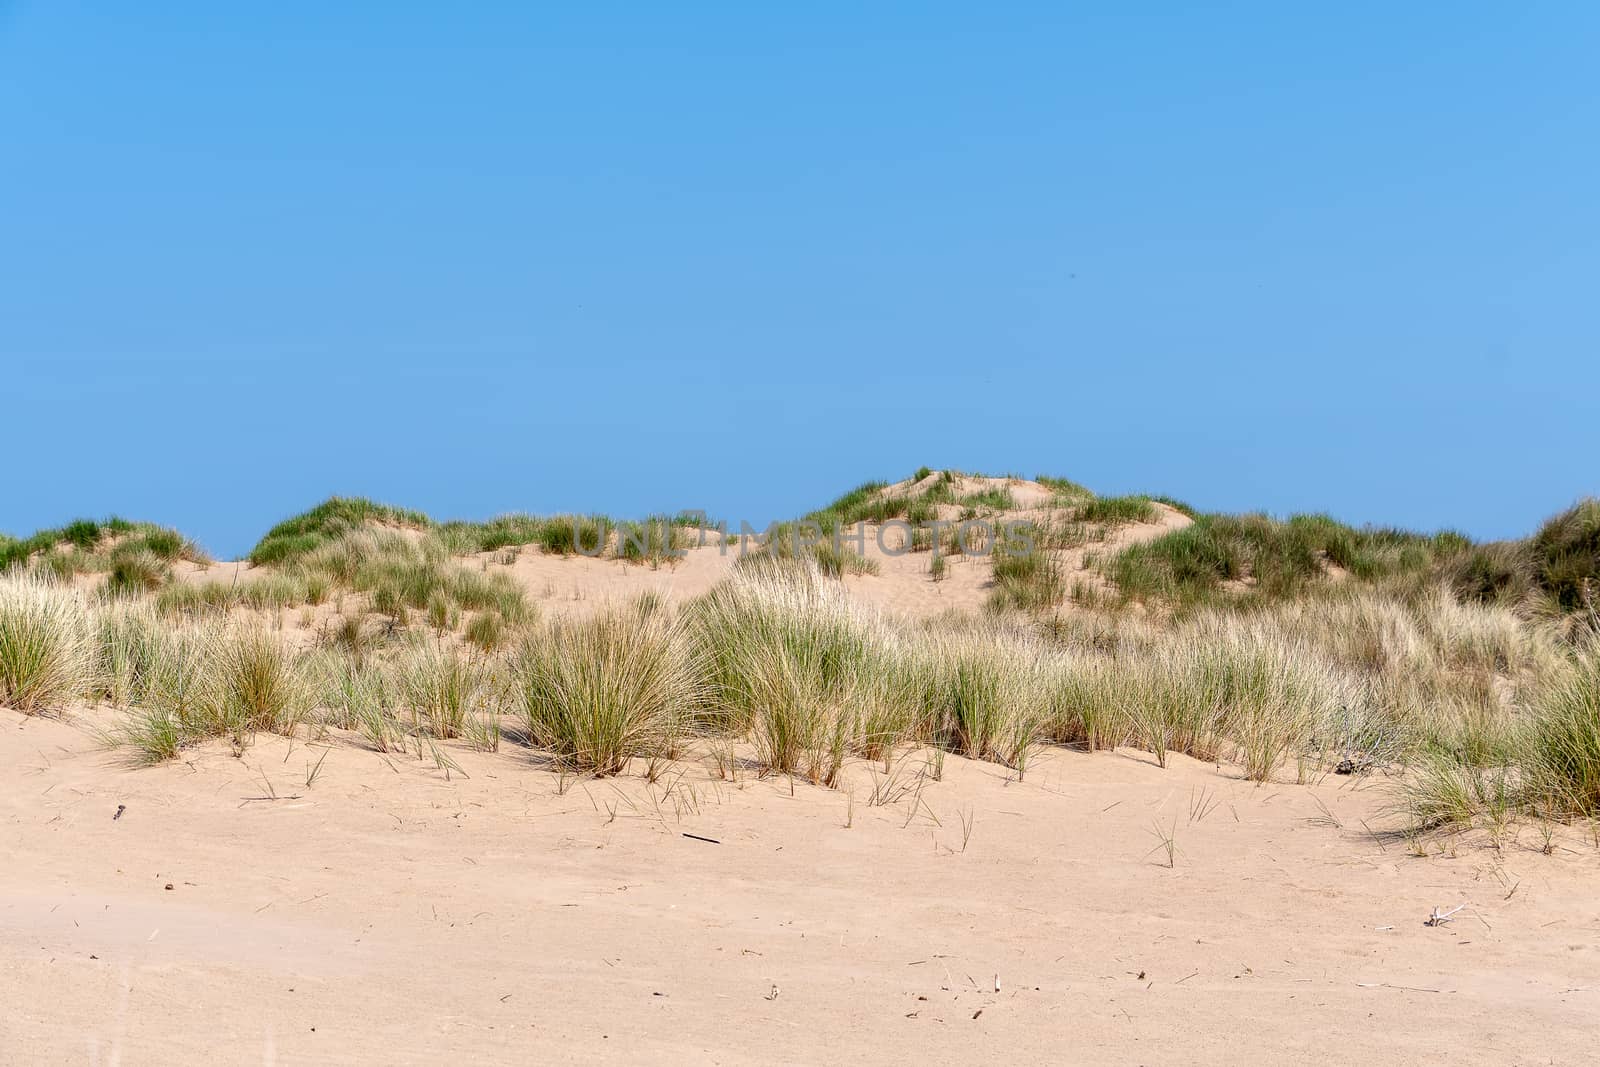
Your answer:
4,3 -> 1597,559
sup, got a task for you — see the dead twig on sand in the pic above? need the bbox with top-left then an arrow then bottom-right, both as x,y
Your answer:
1424,903 -> 1466,927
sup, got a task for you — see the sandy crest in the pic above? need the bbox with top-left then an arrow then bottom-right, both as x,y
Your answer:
476,500 -> 1192,624
484,537 -> 744,620
4,707 -> 1597,1065
841,502 -> 1191,623
161,481 -> 1191,628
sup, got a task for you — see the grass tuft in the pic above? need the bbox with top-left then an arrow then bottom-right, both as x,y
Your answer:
515,605 -> 699,775
249,497 -> 432,565
1078,495 -> 1159,526
0,572 -> 93,713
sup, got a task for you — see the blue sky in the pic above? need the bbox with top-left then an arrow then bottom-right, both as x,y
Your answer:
4,3 -> 1597,558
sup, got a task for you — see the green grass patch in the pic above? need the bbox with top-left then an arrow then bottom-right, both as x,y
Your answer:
1109,512 -> 1458,607
1035,474 -> 1093,500
960,487 -> 1016,511
1078,495 -> 1159,526
249,497 -> 431,565
1445,500 -> 1600,614
988,541 -> 1064,612
0,518 -> 204,585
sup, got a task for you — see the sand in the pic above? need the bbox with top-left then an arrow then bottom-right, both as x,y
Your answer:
5,707 -> 1598,1065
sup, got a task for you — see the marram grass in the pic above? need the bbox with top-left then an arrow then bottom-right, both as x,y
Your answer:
0,571 -> 93,713
7,488 -> 1600,838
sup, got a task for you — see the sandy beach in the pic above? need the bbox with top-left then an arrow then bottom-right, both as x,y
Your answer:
6,705 -> 1597,1065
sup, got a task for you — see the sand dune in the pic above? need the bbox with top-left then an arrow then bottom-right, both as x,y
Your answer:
164,478 -> 1192,631
7,477 -> 1600,1064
